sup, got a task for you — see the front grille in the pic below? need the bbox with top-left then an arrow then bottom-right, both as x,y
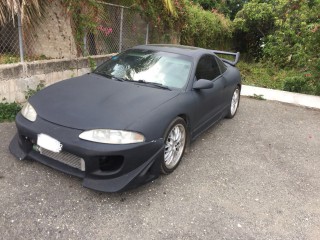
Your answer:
39,148 -> 85,171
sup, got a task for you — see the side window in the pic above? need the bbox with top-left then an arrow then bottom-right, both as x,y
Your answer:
195,55 -> 221,80
215,56 -> 227,73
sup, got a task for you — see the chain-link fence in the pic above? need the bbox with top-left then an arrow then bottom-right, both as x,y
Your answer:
0,2 -> 149,65
0,16 -> 21,64
83,2 -> 149,56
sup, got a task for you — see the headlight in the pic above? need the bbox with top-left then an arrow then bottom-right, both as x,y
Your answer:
21,102 -> 37,122
79,129 -> 145,144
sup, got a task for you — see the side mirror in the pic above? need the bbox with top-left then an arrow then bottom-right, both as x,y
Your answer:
193,79 -> 214,90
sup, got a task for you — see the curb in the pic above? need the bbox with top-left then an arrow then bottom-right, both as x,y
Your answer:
241,85 -> 320,109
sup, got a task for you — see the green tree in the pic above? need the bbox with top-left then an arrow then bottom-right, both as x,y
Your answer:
233,0 -> 277,59
180,1 -> 233,49
0,0 -> 47,27
234,0 -> 320,94
129,0 -> 188,43
107,0 -> 177,15
263,0 -> 320,68
193,0 -> 247,19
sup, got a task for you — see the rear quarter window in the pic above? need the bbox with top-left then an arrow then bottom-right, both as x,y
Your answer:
215,56 -> 227,73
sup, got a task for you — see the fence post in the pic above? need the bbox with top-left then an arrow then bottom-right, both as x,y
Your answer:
119,7 -> 124,52
146,23 -> 149,45
17,12 -> 24,63
83,32 -> 87,56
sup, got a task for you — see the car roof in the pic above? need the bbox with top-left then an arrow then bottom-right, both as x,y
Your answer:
132,44 -> 215,59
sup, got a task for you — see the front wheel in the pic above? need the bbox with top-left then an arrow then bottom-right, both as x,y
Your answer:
161,117 -> 187,174
226,86 -> 240,119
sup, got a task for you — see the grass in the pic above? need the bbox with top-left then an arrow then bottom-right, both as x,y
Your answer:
238,61 -> 320,96
0,54 -> 20,64
249,94 -> 266,100
0,53 -> 50,64
238,61 -> 298,89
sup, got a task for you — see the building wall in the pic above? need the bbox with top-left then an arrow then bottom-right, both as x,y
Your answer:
28,0 -> 77,59
0,54 -> 113,103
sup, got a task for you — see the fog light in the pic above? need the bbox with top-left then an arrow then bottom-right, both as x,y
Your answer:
99,156 -> 124,171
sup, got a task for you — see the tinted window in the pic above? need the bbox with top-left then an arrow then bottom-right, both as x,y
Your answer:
215,56 -> 227,73
195,55 -> 221,80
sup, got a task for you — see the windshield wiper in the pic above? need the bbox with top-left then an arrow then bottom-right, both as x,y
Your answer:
94,72 -> 127,82
112,76 -> 126,82
135,80 -> 171,90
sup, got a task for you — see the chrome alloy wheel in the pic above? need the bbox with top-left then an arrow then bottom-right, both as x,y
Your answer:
230,88 -> 240,116
164,124 -> 186,169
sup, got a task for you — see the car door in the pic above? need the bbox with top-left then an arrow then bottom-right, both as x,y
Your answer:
191,54 -> 225,137
215,55 -> 234,109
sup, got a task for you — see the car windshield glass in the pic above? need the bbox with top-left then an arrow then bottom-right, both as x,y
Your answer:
94,49 -> 193,89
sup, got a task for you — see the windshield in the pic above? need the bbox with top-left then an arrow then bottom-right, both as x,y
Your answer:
94,49 -> 193,89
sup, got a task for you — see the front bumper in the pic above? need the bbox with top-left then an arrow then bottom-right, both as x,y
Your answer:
9,113 -> 164,192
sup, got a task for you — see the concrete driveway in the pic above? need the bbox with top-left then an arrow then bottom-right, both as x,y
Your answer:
1,97 -> 320,240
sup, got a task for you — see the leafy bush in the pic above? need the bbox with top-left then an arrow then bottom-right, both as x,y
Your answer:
238,61 -> 320,96
88,57 -> 96,71
25,81 -> 45,100
233,0 -> 320,71
133,0 -> 186,44
233,1 -> 276,60
262,0 -> 320,69
0,54 -> 20,64
315,83 -> 320,96
0,102 -> 22,122
283,76 -> 314,94
238,61 -> 288,89
0,80 -> 46,122
233,0 -> 319,96
180,2 -> 233,50
0,54 -> 51,64
192,0 -> 245,20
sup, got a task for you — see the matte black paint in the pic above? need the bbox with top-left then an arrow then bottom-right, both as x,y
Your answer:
10,44 -> 241,192
29,74 -> 180,133
193,79 -> 214,90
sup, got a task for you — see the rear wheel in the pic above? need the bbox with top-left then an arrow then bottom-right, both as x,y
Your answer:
226,86 -> 240,119
161,117 -> 187,174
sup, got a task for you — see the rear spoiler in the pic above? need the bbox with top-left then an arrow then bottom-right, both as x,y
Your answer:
212,50 -> 240,66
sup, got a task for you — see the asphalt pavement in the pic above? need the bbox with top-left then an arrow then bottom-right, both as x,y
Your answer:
1,97 -> 320,240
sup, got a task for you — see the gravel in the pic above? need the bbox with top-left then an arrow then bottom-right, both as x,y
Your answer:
1,97 -> 320,240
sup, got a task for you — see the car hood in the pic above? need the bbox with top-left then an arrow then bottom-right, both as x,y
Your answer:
29,74 -> 180,130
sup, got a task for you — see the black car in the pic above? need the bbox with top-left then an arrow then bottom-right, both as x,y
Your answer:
10,44 -> 241,192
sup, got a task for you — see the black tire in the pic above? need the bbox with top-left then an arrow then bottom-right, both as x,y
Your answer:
226,86 -> 240,119
160,117 -> 187,174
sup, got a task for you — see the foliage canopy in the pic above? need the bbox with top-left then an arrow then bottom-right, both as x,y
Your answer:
180,1 -> 233,50
1,0 -> 319,95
